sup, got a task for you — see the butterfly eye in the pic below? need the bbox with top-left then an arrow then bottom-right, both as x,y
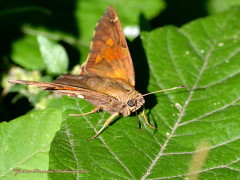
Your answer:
127,100 -> 135,107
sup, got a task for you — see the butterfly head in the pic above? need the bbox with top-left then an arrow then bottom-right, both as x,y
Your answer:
121,90 -> 145,116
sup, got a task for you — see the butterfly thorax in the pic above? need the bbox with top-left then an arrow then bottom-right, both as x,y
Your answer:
82,76 -> 145,116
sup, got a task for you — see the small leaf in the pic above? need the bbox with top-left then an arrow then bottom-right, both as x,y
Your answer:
11,34 -> 45,70
37,35 -> 68,75
0,108 -> 62,179
49,7 -> 240,179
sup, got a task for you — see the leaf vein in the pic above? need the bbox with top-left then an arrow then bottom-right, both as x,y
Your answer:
179,96 -> 240,126
141,43 -> 214,179
74,99 -> 135,179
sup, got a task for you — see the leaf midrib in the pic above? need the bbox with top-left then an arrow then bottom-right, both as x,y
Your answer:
140,33 -> 214,179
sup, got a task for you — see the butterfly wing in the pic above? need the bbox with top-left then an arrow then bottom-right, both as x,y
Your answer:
81,6 -> 135,86
8,79 -> 123,114
8,79 -> 92,95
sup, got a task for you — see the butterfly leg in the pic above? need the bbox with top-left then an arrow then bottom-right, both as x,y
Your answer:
88,113 -> 119,140
141,108 -> 157,129
69,106 -> 101,116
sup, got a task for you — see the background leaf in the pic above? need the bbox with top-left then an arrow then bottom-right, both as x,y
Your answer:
48,7 -> 240,179
37,35 -> 69,75
11,34 -> 45,70
0,108 -> 62,179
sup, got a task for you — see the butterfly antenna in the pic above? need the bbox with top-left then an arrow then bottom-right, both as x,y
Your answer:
143,86 -> 186,96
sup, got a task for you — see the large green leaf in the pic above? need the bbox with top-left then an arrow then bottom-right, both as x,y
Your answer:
0,108 -> 62,180
48,7 -> 240,179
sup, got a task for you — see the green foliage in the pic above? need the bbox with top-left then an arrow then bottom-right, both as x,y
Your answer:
0,108 -> 62,179
37,35 -> 69,75
11,35 -> 45,70
1,0 -> 240,179
207,0 -> 240,14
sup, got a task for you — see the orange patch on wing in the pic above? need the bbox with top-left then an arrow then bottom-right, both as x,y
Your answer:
123,48 -> 129,58
96,45 -> 125,64
55,87 -> 78,90
106,69 -> 127,80
95,55 -> 103,63
102,48 -> 116,61
117,45 -> 123,59
106,38 -> 114,46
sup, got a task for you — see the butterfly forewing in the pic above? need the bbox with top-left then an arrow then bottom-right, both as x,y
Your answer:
81,6 -> 135,86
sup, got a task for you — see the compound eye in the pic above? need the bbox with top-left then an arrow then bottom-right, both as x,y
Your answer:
127,100 -> 135,107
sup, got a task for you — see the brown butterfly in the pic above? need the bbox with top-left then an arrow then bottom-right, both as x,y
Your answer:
9,6 -> 184,140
